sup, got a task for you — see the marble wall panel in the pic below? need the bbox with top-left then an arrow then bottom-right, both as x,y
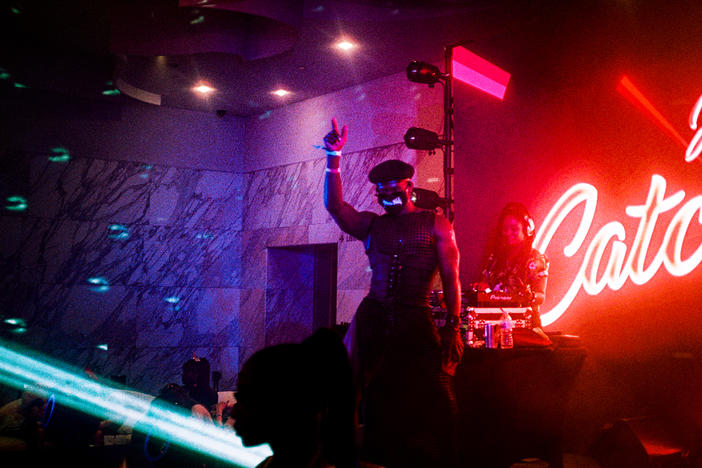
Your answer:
0,282 -> 242,394
336,289 -> 368,324
264,287 -> 315,347
238,288 -> 265,349
307,222 -> 342,245
336,239 -> 371,291
4,217 -> 240,289
23,153 -> 243,229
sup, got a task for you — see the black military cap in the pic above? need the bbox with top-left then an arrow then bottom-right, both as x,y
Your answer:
368,159 -> 415,184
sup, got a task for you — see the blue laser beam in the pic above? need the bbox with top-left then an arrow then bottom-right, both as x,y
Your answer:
0,339 -> 270,467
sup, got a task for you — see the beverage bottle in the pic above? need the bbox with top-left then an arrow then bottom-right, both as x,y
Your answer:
499,310 -> 514,349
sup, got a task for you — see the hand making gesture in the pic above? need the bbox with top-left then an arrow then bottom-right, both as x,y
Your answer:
323,118 -> 348,152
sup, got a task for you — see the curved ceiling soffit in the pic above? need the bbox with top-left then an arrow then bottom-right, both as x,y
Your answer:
110,0 -> 302,105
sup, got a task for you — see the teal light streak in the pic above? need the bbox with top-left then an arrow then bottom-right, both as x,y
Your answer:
49,147 -> 70,162
11,7 -> 21,14
13,82 -> 27,88
190,15 -> 205,24
4,318 -> 26,327
0,72 -> 10,80
48,154 -> 70,162
164,296 -> 181,304
108,224 -> 130,240
0,339 -> 270,467
96,344 -> 109,351
102,89 -> 121,96
9,327 -> 27,335
88,276 -> 110,293
5,195 -> 27,212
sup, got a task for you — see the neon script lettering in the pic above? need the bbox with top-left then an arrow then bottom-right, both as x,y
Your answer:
534,175 -> 702,326
686,95 -> 702,162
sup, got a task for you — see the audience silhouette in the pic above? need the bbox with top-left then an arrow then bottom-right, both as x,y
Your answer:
182,355 -> 219,414
232,327 -> 357,468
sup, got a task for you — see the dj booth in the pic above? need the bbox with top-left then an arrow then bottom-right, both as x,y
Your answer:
432,290 -> 588,468
454,335 -> 586,468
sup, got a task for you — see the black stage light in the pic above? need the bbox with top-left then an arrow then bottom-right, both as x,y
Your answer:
404,127 -> 442,150
412,188 -> 447,210
406,60 -> 442,87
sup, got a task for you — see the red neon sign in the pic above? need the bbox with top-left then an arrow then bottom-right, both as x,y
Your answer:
686,95 -> 702,162
533,174 -> 702,326
535,88 -> 702,326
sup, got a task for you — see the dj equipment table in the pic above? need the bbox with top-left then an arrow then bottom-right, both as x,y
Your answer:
454,334 -> 587,468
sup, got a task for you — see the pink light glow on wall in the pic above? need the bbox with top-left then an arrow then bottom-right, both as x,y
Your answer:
452,46 -> 511,100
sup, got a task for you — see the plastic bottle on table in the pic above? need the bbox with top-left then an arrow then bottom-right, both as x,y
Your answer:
499,310 -> 513,349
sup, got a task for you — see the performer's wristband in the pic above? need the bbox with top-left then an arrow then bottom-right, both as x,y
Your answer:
325,167 -> 340,174
313,145 -> 341,157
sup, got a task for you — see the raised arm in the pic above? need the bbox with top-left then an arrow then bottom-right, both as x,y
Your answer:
435,214 -> 463,375
323,118 -> 376,240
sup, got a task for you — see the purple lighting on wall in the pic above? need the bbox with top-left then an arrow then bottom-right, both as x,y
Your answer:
452,46 -> 510,100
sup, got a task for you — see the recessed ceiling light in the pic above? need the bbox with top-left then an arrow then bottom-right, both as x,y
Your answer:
272,89 -> 291,97
193,83 -> 215,94
335,40 -> 356,51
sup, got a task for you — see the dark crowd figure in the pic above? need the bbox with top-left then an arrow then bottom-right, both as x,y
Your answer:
232,327 -> 357,468
476,202 -> 549,329
182,355 -> 219,414
321,119 -> 463,467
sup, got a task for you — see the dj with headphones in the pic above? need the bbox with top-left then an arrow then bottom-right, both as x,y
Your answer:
475,202 -> 549,328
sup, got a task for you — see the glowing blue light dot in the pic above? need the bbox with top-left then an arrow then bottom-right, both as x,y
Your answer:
10,327 -> 27,334
88,277 -> 110,293
96,344 -> 108,351
164,296 -> 180,304
139,164 -> 153,179
108,224 -> 130,240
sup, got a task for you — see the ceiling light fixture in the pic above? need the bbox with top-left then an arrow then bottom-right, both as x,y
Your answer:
193,83 -> 215,94
272,89 -> 290,97
335,40 -> 356,51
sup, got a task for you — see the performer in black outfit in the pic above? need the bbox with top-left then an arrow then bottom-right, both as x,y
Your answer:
322,119 -> 463,468
476,202 -> 549,328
